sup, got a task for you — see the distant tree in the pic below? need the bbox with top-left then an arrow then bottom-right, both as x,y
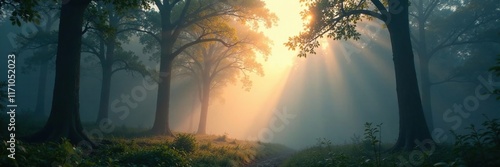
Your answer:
287,0 -> 434,150
23,0 -> 147,146
410,0 -> 500,129
175,20 -> 271,135
82,2 -> 148,125
138,0 -> 276,136
15,2 -> 59,117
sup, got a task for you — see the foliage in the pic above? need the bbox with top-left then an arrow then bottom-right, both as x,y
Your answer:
172,133 -> 198,154
119,145 -> 190,167
286,0 -> 390,57
451,116 -> 500,166
0,139 -> 96,167
1,0 -> 41,26
363,122 -> 383,167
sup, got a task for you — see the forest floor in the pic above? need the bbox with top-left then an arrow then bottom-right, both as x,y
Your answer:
0,114 -> 296,166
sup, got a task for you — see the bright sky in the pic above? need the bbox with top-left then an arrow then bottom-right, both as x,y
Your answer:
178,0 -> 308,139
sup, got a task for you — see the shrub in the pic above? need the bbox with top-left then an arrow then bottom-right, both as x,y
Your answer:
119,146 -> 189,167
172,133 -> 197,154
451,116 -> 500,167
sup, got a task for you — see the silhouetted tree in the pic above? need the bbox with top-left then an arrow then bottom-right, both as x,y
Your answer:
15,2 -> 59,117
410,0 -> 500,130
23,0 -> 146,146
175,21 -> 271,134
139,0 -> 276,135
287,0 -> 434,150
82,2 -> 148,125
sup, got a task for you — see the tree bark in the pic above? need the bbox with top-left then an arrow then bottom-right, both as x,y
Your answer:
387,0 -> 434,151
96,60 -> 112,124
25,0 -> 93,146
197,74 -> 211,135
34,56 -> 49,117
150,41 -> 174,136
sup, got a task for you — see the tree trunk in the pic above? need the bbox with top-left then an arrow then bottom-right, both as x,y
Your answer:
387,0 -> 434,151
96,11 -> 118,125
150,50 -> 174,136
34,57 -> 49,117
197,78 -> 211,135
416,3 -> 434,131
96,61 -> 112,124
24,0 -> 93,146
418,55 -> 434,131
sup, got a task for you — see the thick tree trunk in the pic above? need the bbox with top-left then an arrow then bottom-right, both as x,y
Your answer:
150,52 -> 174,136
197,78 -> 210,135
35,58 -> 49,117
96,62 -> 112,124
96,12 -> 118,125
387,0 -> 434,151
25,0 -> 93,146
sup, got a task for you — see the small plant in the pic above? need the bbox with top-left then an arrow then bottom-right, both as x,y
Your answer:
119,145 -> 190,166
215,133 -> 228,142
172,133 -> 197,154
364,122 -> 383,167
451,116 -> 500,166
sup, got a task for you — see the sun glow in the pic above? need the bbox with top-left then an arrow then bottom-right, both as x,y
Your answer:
175,0 -> 308,139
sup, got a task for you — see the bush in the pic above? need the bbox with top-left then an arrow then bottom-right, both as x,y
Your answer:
172,133 -> 197,154
451,116 -> 500,167
119,146 -> 190,167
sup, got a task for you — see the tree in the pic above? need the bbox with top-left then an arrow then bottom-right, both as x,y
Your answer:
82,2 -> 148,125
15,2 -> 59,117
286,0 -> 434,150
409,0 -> 500,130
23,0 -> 146,146
175,20 -> 271,134
139,0 -> 276,135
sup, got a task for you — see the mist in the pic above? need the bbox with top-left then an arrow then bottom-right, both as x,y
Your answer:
1,0 -> 499,166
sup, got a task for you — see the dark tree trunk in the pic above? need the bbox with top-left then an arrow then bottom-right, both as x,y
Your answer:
96,11 -> 119,125
35,57 -> 49,117
197,77 -> 211,135
150,9 -> 177,135
25,0 -> 93,146
387,0 -> 434,151
96,61 -> 112,124
150,43 -> 174,136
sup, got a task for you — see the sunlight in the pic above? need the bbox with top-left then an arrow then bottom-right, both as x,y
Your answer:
191,0 -> 306,139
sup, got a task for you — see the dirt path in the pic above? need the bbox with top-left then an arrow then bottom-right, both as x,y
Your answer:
246,151 -> 295,167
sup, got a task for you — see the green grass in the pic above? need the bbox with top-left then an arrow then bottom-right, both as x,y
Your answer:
0,114 -> 294,167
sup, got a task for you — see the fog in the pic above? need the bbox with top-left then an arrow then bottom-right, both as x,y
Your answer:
1,0 -> 499,152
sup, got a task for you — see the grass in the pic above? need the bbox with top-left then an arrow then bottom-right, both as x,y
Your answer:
0,114 -> 294,167
281,119 -> 500,167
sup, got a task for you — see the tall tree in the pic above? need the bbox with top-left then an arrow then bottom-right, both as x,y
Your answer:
15,2 -> 59,117
287,0 -> 434,150
82,3 -> 148,125
409,0 -> 500,130
139,0 -> 276,135
23,0 -> 146,145
175,20 -> 271,134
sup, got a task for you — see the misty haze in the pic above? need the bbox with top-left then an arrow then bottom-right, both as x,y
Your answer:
1,0 -> 499,166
